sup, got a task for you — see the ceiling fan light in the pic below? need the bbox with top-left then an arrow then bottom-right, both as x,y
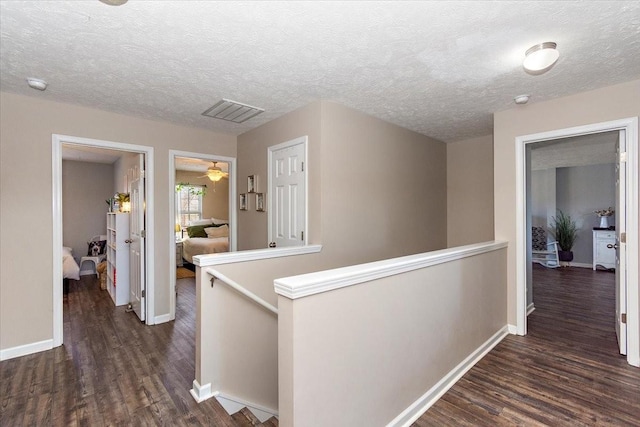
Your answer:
523,42 -> 559,74
206,170 -> 224,182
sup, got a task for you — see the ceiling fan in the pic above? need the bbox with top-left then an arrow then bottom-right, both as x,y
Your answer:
200,161 -> 229,182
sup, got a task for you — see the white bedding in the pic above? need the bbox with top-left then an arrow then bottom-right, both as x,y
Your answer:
182,237 -> 229,263
63,246 -> 80,280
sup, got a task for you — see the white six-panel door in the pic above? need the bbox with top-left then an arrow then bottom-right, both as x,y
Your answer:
129,157 -> 146,322
268,136 -> 307,248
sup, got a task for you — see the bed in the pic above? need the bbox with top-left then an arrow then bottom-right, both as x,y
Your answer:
181,221 -> 230,264
182,237 -> 229,263
63,246 -> 80,280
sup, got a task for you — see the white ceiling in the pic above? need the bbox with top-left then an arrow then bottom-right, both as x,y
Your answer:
1,1 -> 639,143
62,144 -> 124,164
530,131 -> 619,171
175,157 -> 229,173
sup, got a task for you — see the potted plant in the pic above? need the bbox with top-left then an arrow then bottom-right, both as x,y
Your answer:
550,210 -> 578,262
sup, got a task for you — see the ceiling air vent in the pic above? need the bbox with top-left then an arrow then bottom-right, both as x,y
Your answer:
202,99 -> 264,123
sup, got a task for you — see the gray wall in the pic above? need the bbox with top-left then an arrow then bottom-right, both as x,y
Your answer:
556,163 -> 616,265
62,160 -> 114,261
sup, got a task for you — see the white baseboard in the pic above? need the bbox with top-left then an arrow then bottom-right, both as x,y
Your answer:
215,393 -> 278,423
387,325 -> 509,427
154,313 -> 171,324
568,262 -> 591,269
507,324 -> 518,334
190,380 -> 213,403
188,381 -> 277,423
527,303 -> 535,316
0,339 -> 53,361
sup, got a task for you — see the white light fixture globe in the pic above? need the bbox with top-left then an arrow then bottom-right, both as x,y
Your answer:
26,78 -> 48,91
514,94 -> 530,105
99,0 -> 128,5
523,42 -> 559,74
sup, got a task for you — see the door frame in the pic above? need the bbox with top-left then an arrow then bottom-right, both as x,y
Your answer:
267,136 -> 309,246
168,150 -> 237,321
515,117 -> 639,367
52,134 -> 155,347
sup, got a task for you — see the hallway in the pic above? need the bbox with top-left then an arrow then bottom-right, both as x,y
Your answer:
414,265 -> 640,425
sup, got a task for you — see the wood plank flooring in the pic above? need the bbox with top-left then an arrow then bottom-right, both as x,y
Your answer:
3,266 -> 639,426
0,275 -> 239,426
414,265 -> 640,426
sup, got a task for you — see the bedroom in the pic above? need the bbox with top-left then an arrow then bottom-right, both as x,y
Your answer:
61,145 -> 142,299
174,156 -> 231,271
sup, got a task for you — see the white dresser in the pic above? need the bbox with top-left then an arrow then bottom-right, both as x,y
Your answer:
592,229 -> 616,270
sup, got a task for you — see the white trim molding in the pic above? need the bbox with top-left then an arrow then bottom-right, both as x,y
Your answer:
507,324 -> 518,335
190,380 -> 214,403
515,117 -> 639,367
215,393 -> 278,423
195,244 -> 322,267
387,326 -> 509,427
527,303 -> 535,316
275,241 -> 507,300
154,313 -> 172,324
0,339 -> 54,361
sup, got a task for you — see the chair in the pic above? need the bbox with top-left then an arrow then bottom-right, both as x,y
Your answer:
79,235 -> 107,278
531,226 -> 560,268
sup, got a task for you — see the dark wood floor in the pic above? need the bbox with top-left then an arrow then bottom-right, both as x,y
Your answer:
3,267 -> 639,426
0,275 -> 241,426
414,265 -> 640,426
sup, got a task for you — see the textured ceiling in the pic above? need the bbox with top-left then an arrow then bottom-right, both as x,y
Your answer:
531,131 -> 618,171
1,1 -> 639,143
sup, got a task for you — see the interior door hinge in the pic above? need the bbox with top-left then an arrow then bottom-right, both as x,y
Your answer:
140,170 -> 146,178
301,231 -> 304,241
620,232 -> 626,243
141,230 -> 146,238
301,161 -> 304,172
619,152 -> 627,163
621,313 -> 627,324
141,289 -> 146,298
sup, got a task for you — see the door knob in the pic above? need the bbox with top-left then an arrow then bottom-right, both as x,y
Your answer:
606,243 -> 618,249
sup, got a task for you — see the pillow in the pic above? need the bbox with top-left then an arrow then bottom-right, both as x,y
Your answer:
187,224 -> 209,238
88,240 -> 107,256
205,224 -> 229,238
189,219 -> 214,226
212,217 -> 229,225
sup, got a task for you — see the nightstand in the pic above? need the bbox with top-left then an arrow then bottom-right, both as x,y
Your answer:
176,240 -> 184,267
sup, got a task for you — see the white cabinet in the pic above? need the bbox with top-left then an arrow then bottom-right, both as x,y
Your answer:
593,229 -> 616,270
107,213 -> 130,306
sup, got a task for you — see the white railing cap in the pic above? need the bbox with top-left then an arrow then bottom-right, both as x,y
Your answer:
274,240 -> 508,300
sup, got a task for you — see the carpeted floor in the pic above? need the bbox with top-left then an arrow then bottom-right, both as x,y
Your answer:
176,267 -> 195,279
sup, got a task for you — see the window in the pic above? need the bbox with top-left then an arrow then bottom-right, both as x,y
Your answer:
176,184 -> 205,227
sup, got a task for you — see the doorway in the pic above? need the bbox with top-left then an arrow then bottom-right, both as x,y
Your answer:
168,150 -> 236,321
52,134 -> 155,347
515,118 -> 639,367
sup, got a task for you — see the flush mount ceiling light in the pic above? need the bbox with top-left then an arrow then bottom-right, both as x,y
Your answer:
99,0 -> 128,5
200,162 -> 229,182
202,99 -> 265,123
523,42 -> 559,75
26,77 -> 47,91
